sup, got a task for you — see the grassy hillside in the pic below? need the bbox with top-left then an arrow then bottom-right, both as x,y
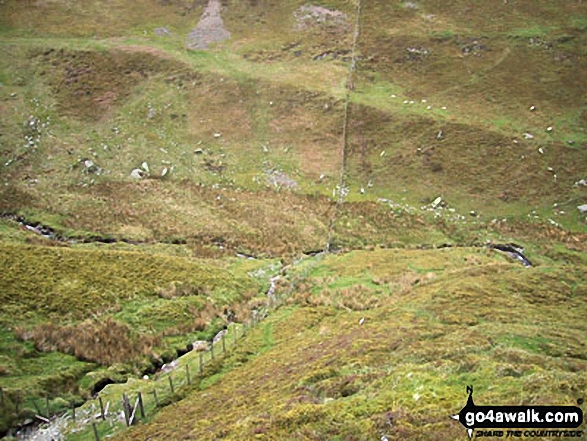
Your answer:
120,248 -> 587,440
0,0 -> 585,438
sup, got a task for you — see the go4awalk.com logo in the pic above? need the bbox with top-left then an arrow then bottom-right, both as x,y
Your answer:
451,386 -> 584,439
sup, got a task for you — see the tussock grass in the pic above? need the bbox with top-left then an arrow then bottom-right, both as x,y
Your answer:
122,248 -> 586,440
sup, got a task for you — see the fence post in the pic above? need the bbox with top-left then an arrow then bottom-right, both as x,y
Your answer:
71,402 -> 76,421
92,421 -> 100,441
122,393 -> 130,426
186,364 -> 191,385
222,334 -> 226,353
137,392 -> 144,419
199,352 -> 204,374
0,388 -> 3,405
45,396 -> 50,419
168,375 -> 175,394
152,389 -> 159,407
98,396 -> 105,420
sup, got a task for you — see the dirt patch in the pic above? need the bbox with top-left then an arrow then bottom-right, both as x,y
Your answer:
186,0 -> 231,50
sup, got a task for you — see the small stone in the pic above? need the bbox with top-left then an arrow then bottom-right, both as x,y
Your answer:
578,204 -> 587,214
529,105 -> 536,111
214,133 -> 222,138
142,162 -> 150,173
538,147 -> 544,154
192,340 -> 209,351
161,167 -> 168,177
546,126 -> 553,132
524,133 -> 534,139
194,148 -> 204,154
130,169 -> 144,179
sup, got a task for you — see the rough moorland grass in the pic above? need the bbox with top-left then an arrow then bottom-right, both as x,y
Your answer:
0,234 -> 271,433
119,249 -> 586,440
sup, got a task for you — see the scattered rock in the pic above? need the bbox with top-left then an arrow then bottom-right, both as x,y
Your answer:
160,360 -> 178,373
192,340 -> 210,352
141,162 -> 150,173
523,133 -> 534,139
266,170 -> 298,189
404,46 -> 430,62
186,0 -> 231,50
213,329 -> 226,344
130,169 -> 145,179
83,159 -> 101,174
578,204 -> 587,214
460,38 -> 490,55
154,27 -> 172,36
431,196 -> 442,208
194,148 -> 204,154
294,5 -> 349,30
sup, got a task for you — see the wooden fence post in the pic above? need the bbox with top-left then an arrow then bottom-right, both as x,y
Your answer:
92,422 -> 100,441
168,375 -> 175,394
138,392 -> 145,419
122,393 -> 130,426
152,389 -> 159,407
45,396 -> 51,418
199,352 -> 204,374
98,396 -> 105,420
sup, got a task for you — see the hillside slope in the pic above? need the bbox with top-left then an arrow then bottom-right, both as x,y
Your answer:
0,0 -> 585,438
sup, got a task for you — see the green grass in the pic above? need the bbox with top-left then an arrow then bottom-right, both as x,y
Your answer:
0,0 -> 586,437
116,249 -> 586,440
